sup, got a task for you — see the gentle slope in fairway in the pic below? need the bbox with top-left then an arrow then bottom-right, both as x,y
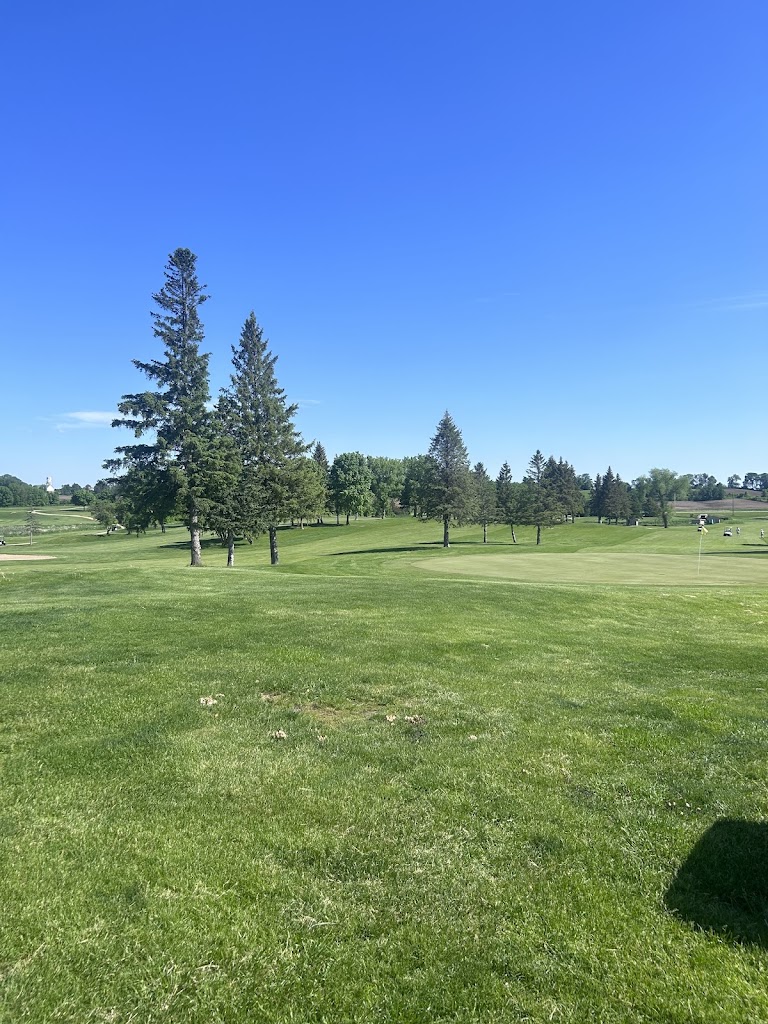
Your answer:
413,550 -> 768,585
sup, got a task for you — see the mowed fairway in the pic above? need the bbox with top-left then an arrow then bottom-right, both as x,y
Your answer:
1,515 -> 767,1023
415,551 -> 768,585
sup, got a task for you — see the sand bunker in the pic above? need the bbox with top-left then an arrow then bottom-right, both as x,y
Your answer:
0,554 -> 55,561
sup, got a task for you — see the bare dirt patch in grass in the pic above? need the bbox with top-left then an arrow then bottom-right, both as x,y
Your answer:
268,698 -> 404,728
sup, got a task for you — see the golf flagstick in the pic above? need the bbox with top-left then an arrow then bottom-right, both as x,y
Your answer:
698,524 -> 708,576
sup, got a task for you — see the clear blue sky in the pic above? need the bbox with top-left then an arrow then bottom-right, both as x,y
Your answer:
2,1 -> 766,488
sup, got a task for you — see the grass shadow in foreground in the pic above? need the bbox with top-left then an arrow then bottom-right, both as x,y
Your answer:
665,819 -> 768,947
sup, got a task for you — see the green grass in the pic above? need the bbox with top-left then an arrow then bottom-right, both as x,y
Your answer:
0,504 -> 97,541
1,515 -> 767,1022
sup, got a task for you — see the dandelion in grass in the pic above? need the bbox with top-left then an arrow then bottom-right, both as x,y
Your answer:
404,715 -> 425,725
199,696 -> 218,707
316,733 -> 327,744
270,729 -> 288,740
385,714 -> 398,723
469,734 -> 479,741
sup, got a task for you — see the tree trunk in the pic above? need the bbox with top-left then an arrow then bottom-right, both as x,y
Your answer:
510,524 -> 517,544
346,513 -> 350,525
536,524 -> 542,546
226,530 -> 235,567
269,525 -> 279,565
190,510 -> 203,566
443,514 -> 450,548
483,522 -> 488,544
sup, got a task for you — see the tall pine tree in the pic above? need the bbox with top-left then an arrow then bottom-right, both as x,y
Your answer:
525,449 -> 562,545
311,442 -> 330,523
424,412 -> 473,548
217,311 -> 307,565
110,248 -> 213,566
496,461 -> 530,543
472,462 -> 497,543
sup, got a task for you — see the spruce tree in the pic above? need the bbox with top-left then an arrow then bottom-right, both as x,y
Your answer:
311,442 -> 330,523
496,461 -> 530,543
283,457 -> 327,527
591,473 -> 603,520
217,311 -> 307,565
472,462 -> 497,543
525,449 -> 562,545
110,248 -> 213,566
424,412 -> 473,548
545,457 -> 583,522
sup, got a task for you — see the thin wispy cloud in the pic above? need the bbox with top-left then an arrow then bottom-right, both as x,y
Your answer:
698,292 -> 768,312
55,411 -> 117,431
473,290 -> 521,305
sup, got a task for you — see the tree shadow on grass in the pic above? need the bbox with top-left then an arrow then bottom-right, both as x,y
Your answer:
158,535 -> 261,551
327,542 -> 444,556
158,540 -> 221,551
665,819 -> 768,947
328,540 -> 521,556
159,524 -> 323,551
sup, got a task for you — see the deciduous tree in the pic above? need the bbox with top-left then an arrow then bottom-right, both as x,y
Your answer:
329,452 -> 373,524
743,472 -> 761,491
368,456 -> 405,518
401,455 -> 432,517
638,468 -> 689,528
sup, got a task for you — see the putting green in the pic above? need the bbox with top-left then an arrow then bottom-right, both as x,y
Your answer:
412,552 -> 768,586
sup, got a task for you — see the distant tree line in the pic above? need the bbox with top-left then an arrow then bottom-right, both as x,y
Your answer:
727,473 -> 768,493
8,249 -> 757,555
0,475 -> 56,508
58,482 -> 96,505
